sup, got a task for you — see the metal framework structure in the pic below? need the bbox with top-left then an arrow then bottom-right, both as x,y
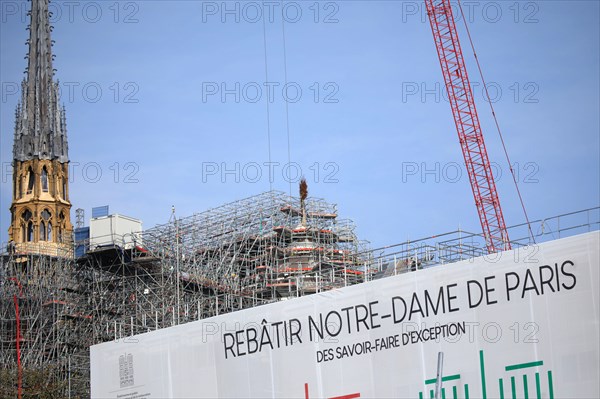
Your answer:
143,191 -> 373,303
1,248 -> 92,398
425,0 -> 510,253
1,197 -> 598,397
0,190 -> 373,397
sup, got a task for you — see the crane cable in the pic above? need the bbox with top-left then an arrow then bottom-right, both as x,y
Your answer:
263,4 -> 293,196
457,0 -> 536,245
262,11 -> 273,192
281,8 -> 293,197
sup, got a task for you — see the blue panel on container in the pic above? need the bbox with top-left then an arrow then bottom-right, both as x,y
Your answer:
92,205 -> 109,218
74,227 -> 90,241
75,245 -> 86,258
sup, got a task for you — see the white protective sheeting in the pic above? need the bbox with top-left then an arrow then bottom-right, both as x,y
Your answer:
91,231 -> 599,398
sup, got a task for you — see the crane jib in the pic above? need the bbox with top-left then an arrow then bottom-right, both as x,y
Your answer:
424,0 -> 510,253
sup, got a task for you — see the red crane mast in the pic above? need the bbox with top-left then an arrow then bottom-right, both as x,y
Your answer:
425,0 -> 510,253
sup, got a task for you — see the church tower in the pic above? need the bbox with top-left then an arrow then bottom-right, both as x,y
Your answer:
9,0 -> 73,257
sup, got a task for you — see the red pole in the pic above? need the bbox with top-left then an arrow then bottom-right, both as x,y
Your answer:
13,294 -> 22,399
9,277 -> 23,399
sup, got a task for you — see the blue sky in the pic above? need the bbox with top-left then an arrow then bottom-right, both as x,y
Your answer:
1,0 -> 599,249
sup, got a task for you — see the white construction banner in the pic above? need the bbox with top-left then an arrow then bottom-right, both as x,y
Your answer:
90,231 -> 600,398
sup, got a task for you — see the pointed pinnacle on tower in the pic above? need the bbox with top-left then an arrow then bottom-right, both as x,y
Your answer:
14,0 -> 68,163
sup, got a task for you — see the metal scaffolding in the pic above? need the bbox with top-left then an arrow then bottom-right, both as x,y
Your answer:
0,248 -> 92,398
1,197 -> 598,397
144,191 -> 373,302
0,190 -> 373,397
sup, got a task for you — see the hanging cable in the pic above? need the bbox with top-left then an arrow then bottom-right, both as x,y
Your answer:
457,0 -> 536,244
262,12 -> 273,192
281,1 -> 293,197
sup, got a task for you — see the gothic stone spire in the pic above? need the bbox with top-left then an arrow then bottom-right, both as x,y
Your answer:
9,0 -> 73,257
13,0 -> 68,163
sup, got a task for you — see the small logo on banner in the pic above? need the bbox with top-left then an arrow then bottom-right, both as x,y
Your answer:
119,353 -> 134,388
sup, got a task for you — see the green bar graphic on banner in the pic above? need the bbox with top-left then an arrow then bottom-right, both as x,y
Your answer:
419,351 -> 556,399
480,350 -> 487,399
425,374 -> 461,385
506,361 -> 544,371
511,376 -> 516,399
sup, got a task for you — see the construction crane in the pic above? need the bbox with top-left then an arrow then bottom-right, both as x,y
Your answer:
425,0 -> 510,253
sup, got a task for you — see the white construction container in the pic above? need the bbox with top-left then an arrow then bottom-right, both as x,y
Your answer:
89,214 -> 142,250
